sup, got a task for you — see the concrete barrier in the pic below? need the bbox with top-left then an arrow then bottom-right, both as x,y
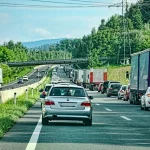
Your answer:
0,76 -> 46,103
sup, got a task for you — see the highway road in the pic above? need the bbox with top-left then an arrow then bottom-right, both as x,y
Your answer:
0,68 -> 150,150
0,66 -> 49,91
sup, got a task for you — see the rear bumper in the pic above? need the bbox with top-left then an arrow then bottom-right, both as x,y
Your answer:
43,108 -> 92,120
44,115 -> 90,120
108,92 -> 118,96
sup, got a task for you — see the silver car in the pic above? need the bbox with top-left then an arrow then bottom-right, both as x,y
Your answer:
42,85 -> 93,126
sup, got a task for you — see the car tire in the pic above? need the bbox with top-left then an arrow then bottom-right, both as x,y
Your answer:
144,104 -> 148,111
107,94 -> 110,97
130,100 -> 133,104
141,105 -> 144,110
42,115 -> 48,125
84,117 -> 92,126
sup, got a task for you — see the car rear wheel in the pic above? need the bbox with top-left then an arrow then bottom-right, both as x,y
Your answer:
107,94 -> 110,97
42,115 -> 48,125
141,105 -> 144,110
84,117 -> 92,126
144,104 -> 149,111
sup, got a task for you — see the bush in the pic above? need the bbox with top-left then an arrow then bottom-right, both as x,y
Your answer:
0,88 -> 39,138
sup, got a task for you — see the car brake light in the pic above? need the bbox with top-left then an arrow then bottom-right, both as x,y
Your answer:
147,94 -> 150,97
45,100 -> 55,105
81,101 -> 91,107
42,91 -> 46,96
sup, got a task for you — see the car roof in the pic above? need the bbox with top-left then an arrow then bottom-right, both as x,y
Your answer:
45,84 -> 53,86
110,83 -> 121,85
52,84 -> 83,88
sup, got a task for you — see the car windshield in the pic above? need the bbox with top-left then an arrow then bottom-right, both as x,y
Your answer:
49,87 -> 86,97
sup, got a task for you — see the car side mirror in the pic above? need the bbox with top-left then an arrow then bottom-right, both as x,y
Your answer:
88,96 -> 93,100
39,89 -> 43,92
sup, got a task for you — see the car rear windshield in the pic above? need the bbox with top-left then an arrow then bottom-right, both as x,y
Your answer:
111,84 -> 121,88
49,87 -> 86,97
45,86 -> 52,91
122,86 -> 126,90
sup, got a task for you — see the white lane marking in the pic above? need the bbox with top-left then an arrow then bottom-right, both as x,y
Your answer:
121,116 -> 131,121
105,108 -> 112,112
96,104 -> 100,105
25,115 -> 42,150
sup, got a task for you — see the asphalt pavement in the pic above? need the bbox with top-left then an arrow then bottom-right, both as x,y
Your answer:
0,66 -> 49,91
0,68 -> 150,150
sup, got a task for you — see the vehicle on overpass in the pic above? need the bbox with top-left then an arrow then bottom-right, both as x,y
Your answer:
41,84 -> 93,126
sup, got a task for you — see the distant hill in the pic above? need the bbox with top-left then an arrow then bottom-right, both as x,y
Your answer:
22,38 -> 64,48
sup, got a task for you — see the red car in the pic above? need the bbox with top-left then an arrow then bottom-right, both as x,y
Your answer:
123,84 -> 130,101
98,83 -> 103,92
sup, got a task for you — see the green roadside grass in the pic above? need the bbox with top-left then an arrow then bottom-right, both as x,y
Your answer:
0,76 -> 50,138
107,65 -> 131,85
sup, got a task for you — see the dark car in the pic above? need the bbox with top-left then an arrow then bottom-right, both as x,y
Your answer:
17,78 -> 24,84
101,81 -> 120,94
106,83 -> 121,97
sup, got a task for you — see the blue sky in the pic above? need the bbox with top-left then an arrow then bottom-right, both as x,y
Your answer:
0,0 -> 137,44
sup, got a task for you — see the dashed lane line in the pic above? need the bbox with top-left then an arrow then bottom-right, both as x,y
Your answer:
25,115 -> 42,150
105,108 -> 112,112
96,104 -> 100,105
120,116 -> 131,121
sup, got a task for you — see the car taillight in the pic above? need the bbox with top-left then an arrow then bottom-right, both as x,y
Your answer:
81,101 -> 91,107
147,94 -> 150,97
42,91 -> 46,96
45,100 -> 55,105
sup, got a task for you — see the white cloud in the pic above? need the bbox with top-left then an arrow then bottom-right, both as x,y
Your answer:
65,34 -> 74,38
34,28 -> 51,38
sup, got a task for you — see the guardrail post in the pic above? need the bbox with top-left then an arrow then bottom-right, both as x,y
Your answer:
32,88 -> 34,96
14,92 -> 16,105
26,89 -> 28,100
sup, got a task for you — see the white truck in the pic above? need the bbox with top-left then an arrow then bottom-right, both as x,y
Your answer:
83,69 -> 90,88
72,69 -> 83,86
89,68 -> 107,91
0,68 -> 3,89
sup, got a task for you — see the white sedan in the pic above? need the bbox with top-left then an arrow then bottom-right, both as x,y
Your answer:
141,87 -> 150,111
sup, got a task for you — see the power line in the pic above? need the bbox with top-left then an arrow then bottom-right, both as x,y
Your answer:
0,2 -> 112,8
30,0 -> 114,5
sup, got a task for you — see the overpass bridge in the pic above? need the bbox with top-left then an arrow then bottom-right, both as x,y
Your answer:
6,58 -> 89,67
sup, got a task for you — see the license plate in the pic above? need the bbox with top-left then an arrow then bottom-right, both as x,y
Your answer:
60,102 -> 76,107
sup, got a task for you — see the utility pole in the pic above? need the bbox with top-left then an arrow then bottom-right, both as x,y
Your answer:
109,0 -> 131,65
